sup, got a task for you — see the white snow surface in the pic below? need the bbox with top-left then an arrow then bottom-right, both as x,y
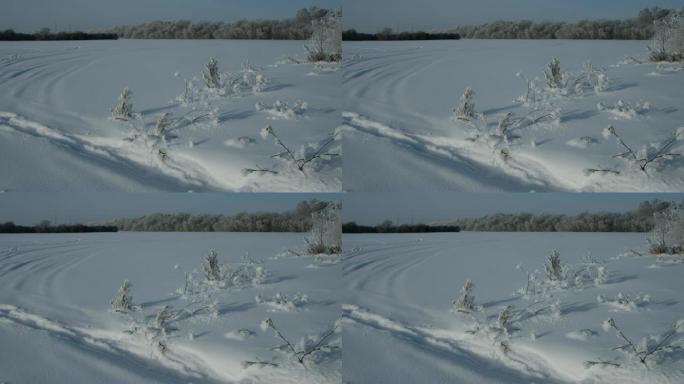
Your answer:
0,40 -> 341,192
343,40 -> 684,191
0,233 -> 341,383
343,232 -> 684,383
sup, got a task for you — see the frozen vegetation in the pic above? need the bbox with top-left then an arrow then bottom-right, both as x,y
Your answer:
0,40 -> 341,191
343,232 -> 684,383
343,40 -> 684,191
0,232 -> 341,383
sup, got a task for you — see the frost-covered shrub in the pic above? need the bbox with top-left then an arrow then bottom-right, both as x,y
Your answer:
597,100 -> 650,120
453,87 -> 477,121
111,87 -> 134,121
649,13 -> 684,62
594,317 -> 682,366
305,203 -> 341,255
597,292 -> 650,311
255,292 -> 308,312
545,250 -> 565,282
255,100 -> 307,119
453,279 -> 477,313
254,318 -> 340,366
573,253 -> 608,288
154,305 -> 177,336
111,280 -> 134,313
604,125 -> 682,173
574,61 -> 609,94
497,305 -> 515,335
252,125 -> 339,175
305,9 -> 341,62
649,204 -> 684,255
203,249 -> 223,282
202,57 -> 222,89
236,61 -> 267,94
544,57 -> 565,89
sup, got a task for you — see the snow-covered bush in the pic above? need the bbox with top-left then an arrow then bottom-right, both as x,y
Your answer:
544,57 -> 565,89
574,61 -> 609,94
597,292 -> 650,311
252,125 -> 339,174
111,280 -> 134,313
252,317 -> 340,366
592,317 -> 683,366
202,57 -> 222,89
497,305 -> 515,335
597,100 -> 650,120
111,87 -> 134,121
179,250 -> 268,296
453,279 -> 477,313
604,125 -> 682,173
649,204 -> 684,255
453,87 -> 477,121
545,250 -> 565,282
234,61 -> 267,94
649,13 -> 684,62
203,249 -> 223,282
255,292 -> 308,312
154,305 -> 177,337
255,100 -> 307,119
573,253 -> 609,288
305,9 -> 341,62
305,203 -> 341,255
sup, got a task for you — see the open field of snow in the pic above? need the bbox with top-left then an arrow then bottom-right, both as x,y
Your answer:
0,40 -> 341,192
343,40 -> 684,192
0,233 -> 341,383
343,232 -> 684,383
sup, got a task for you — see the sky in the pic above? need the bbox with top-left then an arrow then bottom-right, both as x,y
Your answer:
0,0 -> 340,33
0,193 -> 341,225
342,193 -> 684,225
345,0 -> 684,33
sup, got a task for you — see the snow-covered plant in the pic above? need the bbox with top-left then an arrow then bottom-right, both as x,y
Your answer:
111,280 -> 134,313
111,87 -> 134,121
255,125 -> 339,174
649,204 -> 684,255
598,317 -> 682,366
597,100 -> 650,120
255,100 -> 308,119
238,61 -> 267,93
453,87 -> 477,121
574,61 -> 609,94
604,125 -> 682,173
649,13 -> 684,62
306,203 -> 342,255
545,250 -> 565,282
305,9 -> 342,62
255,292 -> 308,312
497,305 -> 515,335
203,249 -> 223,282
202,57 -> 222,89
597,292 -> 649,311
256,318 -> 340,366
453,279 -> 477,313
545,57 -> 564,89
573,253 -> 609,288
154,305 -> 177,336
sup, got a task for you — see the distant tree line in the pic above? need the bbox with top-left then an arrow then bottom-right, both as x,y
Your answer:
0,28 -> 118,41
0,221 -> 118,233
448,7 -> 682,40
446,200 -> 678,232
342,221 -> 461,233
343,28 -> 460,41
107,7 -> 333,40
110,200 -> 335,232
